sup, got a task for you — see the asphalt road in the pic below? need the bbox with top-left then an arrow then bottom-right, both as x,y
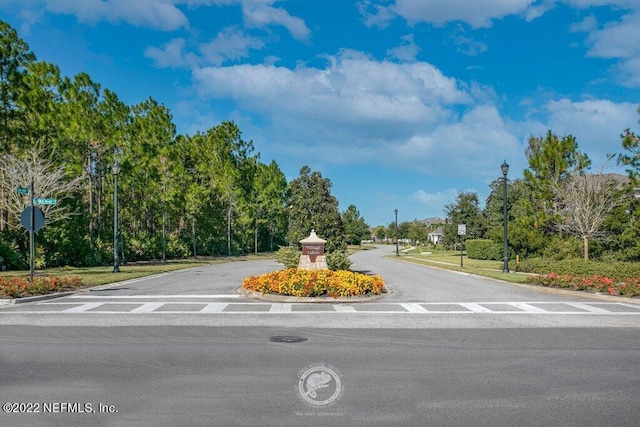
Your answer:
1,246 -> 639,426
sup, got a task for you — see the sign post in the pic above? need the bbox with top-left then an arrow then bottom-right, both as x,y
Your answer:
457,224 -> 466,267
18,181 -> 54,282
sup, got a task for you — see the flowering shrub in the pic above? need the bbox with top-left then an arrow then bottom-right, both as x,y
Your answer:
243,268 -> 386,298
0,276 -> 83,298
527,273 -> 640,297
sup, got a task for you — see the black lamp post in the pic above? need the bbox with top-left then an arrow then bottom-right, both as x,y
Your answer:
501,160 -> 509,273
113,159 -> 120,273
394,209 -> 399,256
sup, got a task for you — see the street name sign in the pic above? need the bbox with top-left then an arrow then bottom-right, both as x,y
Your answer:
34,198 -> 57,205
16,187 -> 29,195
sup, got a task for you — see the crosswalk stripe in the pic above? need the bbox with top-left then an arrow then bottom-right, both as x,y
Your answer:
509,303 -> 548,313
4,301 -> 640,315
400,303 -> 429,313
459,303 -> 494,313
333,305 -> 357,312
199,303 -> 228,313
63,302 -> 105,313
564,302 -> 613,314
129,302 -> 166,313
269,303 -> 292,313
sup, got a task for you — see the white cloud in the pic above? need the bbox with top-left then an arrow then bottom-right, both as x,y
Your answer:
145,27 -> 265,68
410,188 -> 460,207
1,0 -> 311,40
387,34 -> 421,62
145,38 -> 199,68
200,26 -> 265,66
357,0 -> 397,28
392,104 -> 523,178
561,0 -> 639,8
585,12 -> 640,59
358,0 -> 639,29
569,15 -> 598,33
392,0 -> 536,28
189,52 -> 536,179
525,1 -> 556,22
580,12 -> 640,86
615,56 -> 640,87
449,26 -> 488,56
240,1 -> 310,40
0,0 -> 189,30
193,50 -> 471,133
186,0 -> 310,40
545,98 -> 639,162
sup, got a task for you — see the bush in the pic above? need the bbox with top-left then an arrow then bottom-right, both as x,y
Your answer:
326,251 -> 352,271
527,273 -> 640,297
466,239 -> 502,260
243,268 -> 386,297
541,236 -> 583,260
518,257 -> 640,281
275,246 -> 301,268
0,240 -> 25,270
1,276 -> 83,298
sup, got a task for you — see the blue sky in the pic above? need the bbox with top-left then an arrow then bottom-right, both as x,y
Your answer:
1,0 -> 639,227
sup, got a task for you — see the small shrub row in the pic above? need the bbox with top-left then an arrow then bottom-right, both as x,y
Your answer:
0,276 -> 83,298
243,268 -> 386,298
326,251 -> 352,271
275,247 -> 301,268
275,247 -> 353,271
518,258 -> 640,281
527,273 -> 640,297
466,239 -> 503,261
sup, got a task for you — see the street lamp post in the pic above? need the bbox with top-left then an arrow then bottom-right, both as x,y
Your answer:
501,160 -> 509,273
113,159 -> 120,273
394,209 -> 399,256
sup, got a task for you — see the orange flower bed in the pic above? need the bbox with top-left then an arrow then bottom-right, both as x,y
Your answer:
243,268 -> 386,298
0,276 -> 83,298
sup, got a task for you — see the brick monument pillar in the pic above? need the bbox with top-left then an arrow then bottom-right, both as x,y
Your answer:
298,230 -> 328,270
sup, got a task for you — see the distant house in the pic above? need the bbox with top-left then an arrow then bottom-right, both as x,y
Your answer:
422,217 -> 446,227
428,227 -> 444,244
605,173 -> 640,198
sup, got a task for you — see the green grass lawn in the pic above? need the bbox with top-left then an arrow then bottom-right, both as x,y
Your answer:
0,253 -> 274,287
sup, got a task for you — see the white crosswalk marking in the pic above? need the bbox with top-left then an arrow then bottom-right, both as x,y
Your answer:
129,302 -> 166,313
199,303 -> 228,313
3,298 -> 640,315
459,303 -> 494,313
509,303 -> 549,313
63,302 -> 105,313
564,302 -> 612,314
333,305 -> 357,312
269,303 -> 292,313
399,303 -> 429,313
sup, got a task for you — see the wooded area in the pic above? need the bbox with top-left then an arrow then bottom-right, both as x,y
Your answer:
1,19 -> 638,270
374,127 -> 640,262
0,21 -> 371,270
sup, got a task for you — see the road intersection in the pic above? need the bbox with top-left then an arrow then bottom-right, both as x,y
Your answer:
2,246 -> 639,426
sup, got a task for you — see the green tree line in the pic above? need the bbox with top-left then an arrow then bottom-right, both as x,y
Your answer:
443,128 -> 640,261
0,21 -> 368,270
371,118 -> 640,263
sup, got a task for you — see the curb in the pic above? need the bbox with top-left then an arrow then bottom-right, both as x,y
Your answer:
1,291 -> 75,305
236,286 -> 391,303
